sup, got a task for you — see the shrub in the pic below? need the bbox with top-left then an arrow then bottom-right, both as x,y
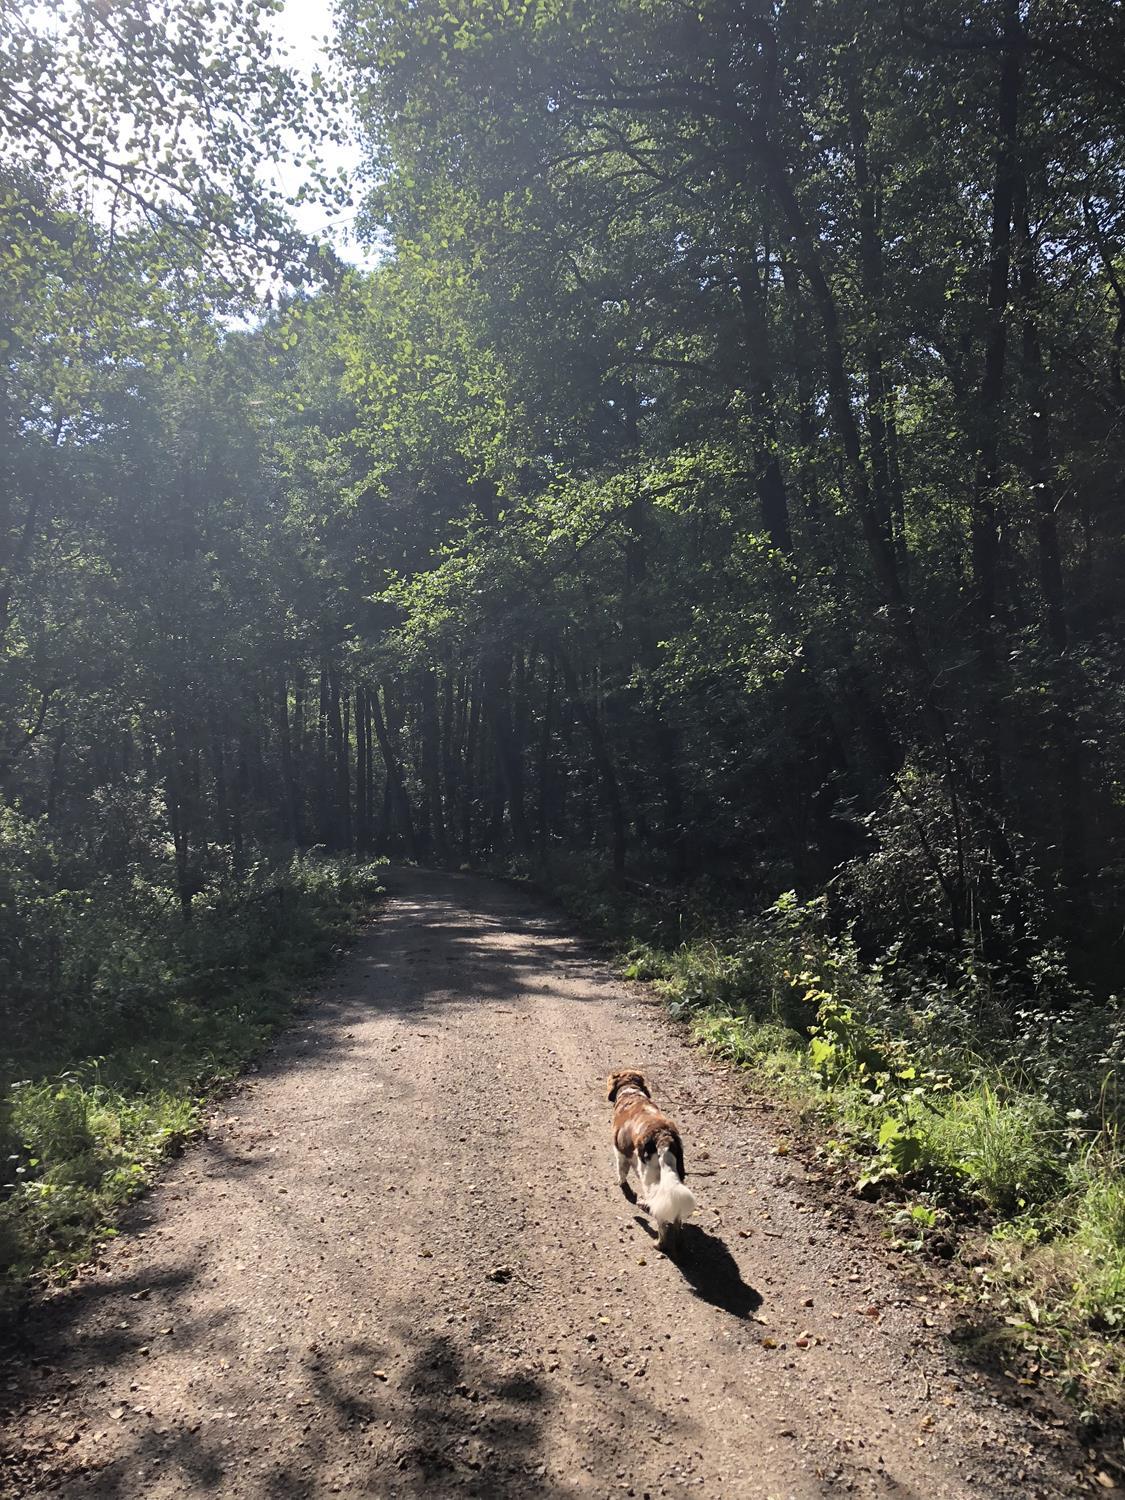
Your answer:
919,1085 -> 1065,1214
1068,1154 -> 1125,1330
0,851 -> 385,1287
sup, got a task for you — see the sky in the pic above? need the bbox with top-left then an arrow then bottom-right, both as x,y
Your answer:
268,0 -> 377,267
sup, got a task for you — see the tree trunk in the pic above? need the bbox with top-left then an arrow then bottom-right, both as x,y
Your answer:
481,650 -> 531,856
557,646 -> 627,875
537,653 -> 556,854
732,252 -> 793,553
847,65 -> 907,576
277,671 -> 301,846
420,664 -> 446,858
369,681 -> 417,859
968,0 -> 1022,667
461,677 -> 480,858
316,660 -> 331,845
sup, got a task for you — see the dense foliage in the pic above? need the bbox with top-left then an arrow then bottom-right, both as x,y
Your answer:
2,0 -> 1124,1404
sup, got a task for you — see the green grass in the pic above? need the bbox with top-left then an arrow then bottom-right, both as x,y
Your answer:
1,853 -> 385,1296
539,856 -> 1125,1426
918,1084 -> 1065,1215
1069,1149 -> 1125,1331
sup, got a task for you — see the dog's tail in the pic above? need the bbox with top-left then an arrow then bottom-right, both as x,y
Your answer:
648,1146 -> 695,1229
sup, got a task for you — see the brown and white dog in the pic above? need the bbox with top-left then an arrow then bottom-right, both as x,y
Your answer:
607,1069 -> 695,1248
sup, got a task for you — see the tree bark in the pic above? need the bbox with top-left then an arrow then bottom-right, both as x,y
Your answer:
481,649 -> 531,856
369,681 -> 417,859
420,664 -> 447,857
968,0 -> 1023,666
277,671 -> 302,846
557,645 -> 627,875
847,65 -> 907,576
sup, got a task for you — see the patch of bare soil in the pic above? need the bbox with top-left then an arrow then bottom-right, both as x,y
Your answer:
0,869 -> 1100,1497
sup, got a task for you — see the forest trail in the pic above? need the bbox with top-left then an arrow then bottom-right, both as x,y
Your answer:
3,869 -> 1088,1498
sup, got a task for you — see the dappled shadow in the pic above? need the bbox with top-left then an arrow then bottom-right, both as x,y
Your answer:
1,1261 -> 209,1383
942,1313 -> 1098,1441
196,867 -> 619,1113
29,1306 -> 685,1499
2,867 -> 1092,1500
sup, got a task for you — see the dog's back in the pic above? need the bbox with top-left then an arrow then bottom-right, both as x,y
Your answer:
607,1070 -> 695,1246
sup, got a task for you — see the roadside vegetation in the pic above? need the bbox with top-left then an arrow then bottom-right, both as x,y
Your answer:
3,0 -> 1124,1437
0,848 -> 384,1298
543,855 -> 1125,1427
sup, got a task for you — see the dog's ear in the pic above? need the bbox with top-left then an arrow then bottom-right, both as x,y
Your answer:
608,1069 -> 649,1101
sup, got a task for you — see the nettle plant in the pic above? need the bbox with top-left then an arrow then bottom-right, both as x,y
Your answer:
798,968 -> 952,1191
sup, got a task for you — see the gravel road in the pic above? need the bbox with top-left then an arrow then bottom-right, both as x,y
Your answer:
2,868 -> 1090,1497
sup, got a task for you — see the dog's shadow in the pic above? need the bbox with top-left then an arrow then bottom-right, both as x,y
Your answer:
634,1217 -> 763,1319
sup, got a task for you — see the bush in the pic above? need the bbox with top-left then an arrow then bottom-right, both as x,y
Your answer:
919,1085 -> 1065,1214
545,847 -> 1125,1420
1068,1154 -> 1125,1330
0,850 -> 385,1287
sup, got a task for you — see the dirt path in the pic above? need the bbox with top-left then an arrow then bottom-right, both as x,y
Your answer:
3,869 -> 1091,1498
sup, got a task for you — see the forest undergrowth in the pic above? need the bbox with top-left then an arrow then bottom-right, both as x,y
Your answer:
535,853 -> 1125,1430
0,838 -> 385,1303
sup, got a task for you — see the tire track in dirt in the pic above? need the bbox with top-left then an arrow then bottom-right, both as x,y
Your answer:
2,868 -> 1089,1497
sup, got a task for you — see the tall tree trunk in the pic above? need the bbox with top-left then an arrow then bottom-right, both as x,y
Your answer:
327,664 -> 352,851
537,653 -> 556,854
622,382 -> 687,868
968,0 -> 1022,668
277,671 -> 301,846
481,650 -> 531,856
1017,183 -> 1086,886
758,122 -> 1019,879
847,64 -> 907,576
557,646 -> 627,875
1015,189 -> 1066,653
354,685 -> 369,853
420,664 -> 446,857
231,736 -> 246,875
164,718 -> 195,921
316,660 -> 331,845
440,662 -> 456,850
369,681 -> 417,859
461,678 -> 480,857
732,251 -> 793,553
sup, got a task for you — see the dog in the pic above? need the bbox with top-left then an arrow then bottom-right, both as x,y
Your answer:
607,1069 -> 695,1249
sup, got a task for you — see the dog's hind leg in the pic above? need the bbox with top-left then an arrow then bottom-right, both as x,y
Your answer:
637,1151 -> 659,1215
654,1216 -> 679,1253
614,1146 -> 637,1199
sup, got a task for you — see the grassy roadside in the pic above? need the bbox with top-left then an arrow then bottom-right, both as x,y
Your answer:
0,855 -> 386,1301
532,857 -> 1125,1433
